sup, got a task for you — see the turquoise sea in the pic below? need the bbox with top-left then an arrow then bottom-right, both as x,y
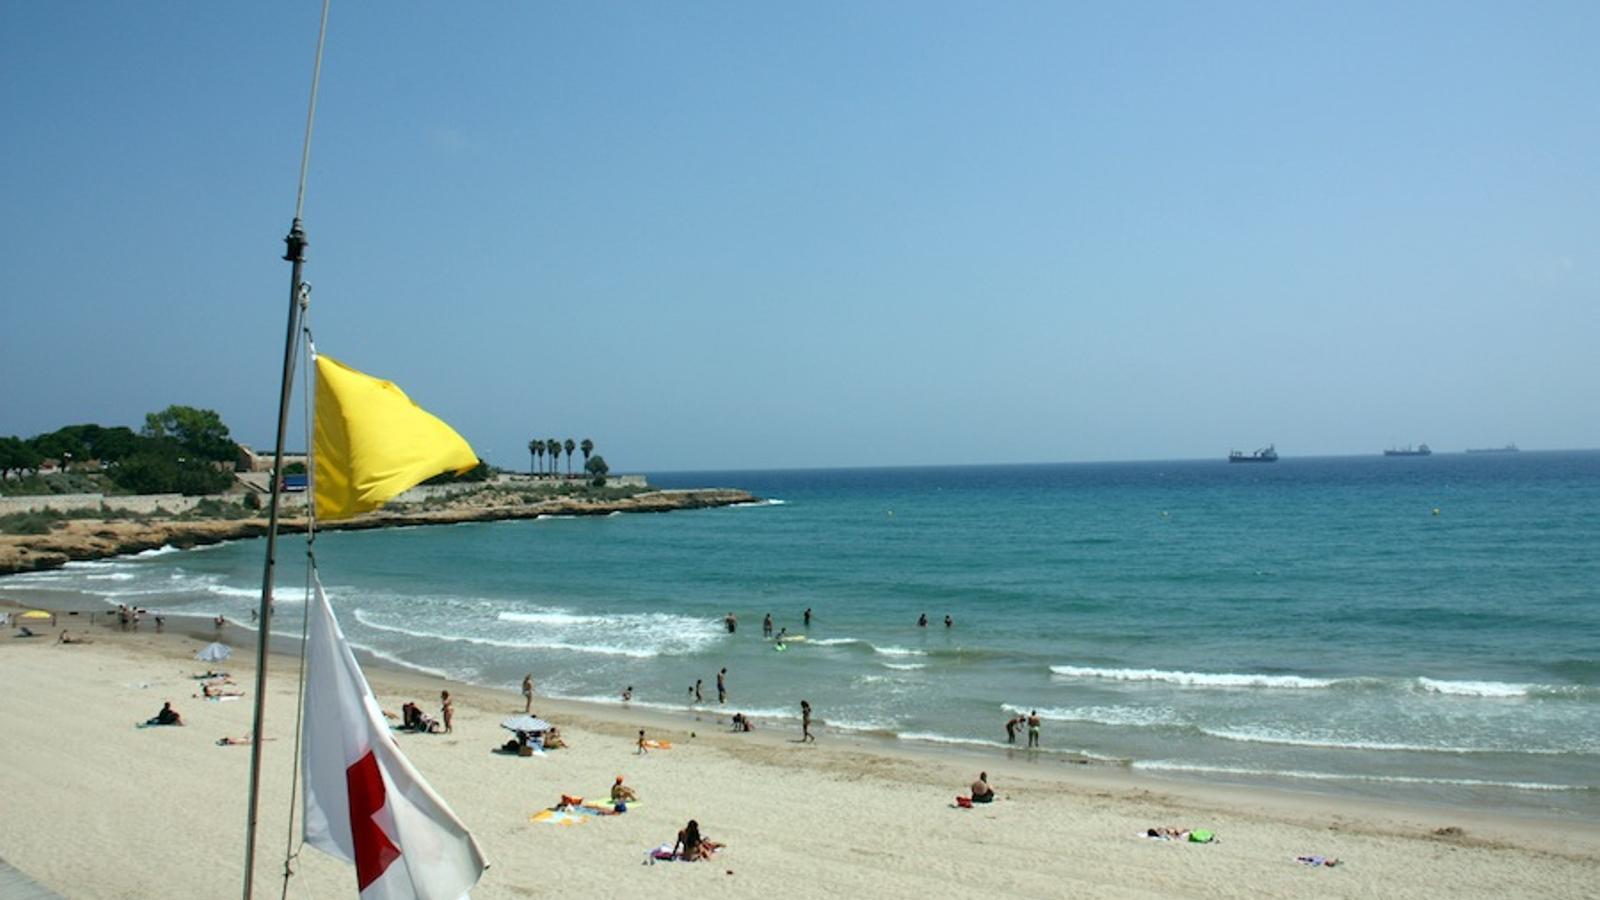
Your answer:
9,452 -> 1599,818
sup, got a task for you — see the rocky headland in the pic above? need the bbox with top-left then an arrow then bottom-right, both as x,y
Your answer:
0,487 -> 758,576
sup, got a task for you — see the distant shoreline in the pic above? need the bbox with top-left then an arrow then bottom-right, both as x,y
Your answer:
0,486 -> 758,576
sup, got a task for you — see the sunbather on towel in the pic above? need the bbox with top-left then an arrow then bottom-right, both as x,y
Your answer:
672,820 -> 723,861
611,776 -> 638,803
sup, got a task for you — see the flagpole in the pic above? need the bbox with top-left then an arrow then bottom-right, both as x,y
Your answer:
244,3 -> 332,897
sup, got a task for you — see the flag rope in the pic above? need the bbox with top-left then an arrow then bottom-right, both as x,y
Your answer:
278,320 -> 319,900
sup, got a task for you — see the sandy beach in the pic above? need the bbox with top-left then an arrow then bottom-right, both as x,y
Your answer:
1,607 -> 1594,899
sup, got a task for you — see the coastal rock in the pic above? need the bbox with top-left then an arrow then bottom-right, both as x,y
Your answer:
0,488 -> 757,576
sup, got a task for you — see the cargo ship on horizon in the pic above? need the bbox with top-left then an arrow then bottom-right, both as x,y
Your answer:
1384,444 -> 1432,457
1466,443 -> 1520,454
1228,445 -> 1278,463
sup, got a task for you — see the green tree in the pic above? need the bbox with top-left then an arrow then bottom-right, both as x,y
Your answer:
0,436 -> 42,480
547,436 -> 561,476
584,453 -> 610,487
527,440 -> 539,476
564,438 -> 576,476
141,406 -> 236,463
580,438 -> 593,469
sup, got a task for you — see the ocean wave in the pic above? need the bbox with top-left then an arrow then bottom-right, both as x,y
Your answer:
1132,760 -> 1590,793
354,611 -> 664,659
1196,726 -> 1578,756
1004,704 -> 1180,728
1050,665 -> 1338,689
807,637 -> 865,646
357,607 -> 719,658
881,662 -> 926,671
84,573 -> 136,582
344,640 -> 458,681
132,545 -> 182,558
1413,677 -> 1533,698
874,645 -> 927,657
731,498 -> 787,508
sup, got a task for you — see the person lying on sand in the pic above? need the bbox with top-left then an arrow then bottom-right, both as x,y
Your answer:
672,820 -> 723,861
192,670 -> 230,680
197,683 -> 245,699
610,776 -> 638,803
147,702 -> 184,726
216,733 -> 277,746
971,772 -> 995,803
57,630 -> 93,644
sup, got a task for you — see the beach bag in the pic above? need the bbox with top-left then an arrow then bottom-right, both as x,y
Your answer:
956,796 -> 973,808
1189,829 -> 1215,843
561,794 -> 583,807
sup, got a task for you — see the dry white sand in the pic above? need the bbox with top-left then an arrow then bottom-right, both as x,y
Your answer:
1,617 -> 1595,899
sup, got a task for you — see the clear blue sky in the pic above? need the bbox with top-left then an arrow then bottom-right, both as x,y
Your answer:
3,2 -> 1596,471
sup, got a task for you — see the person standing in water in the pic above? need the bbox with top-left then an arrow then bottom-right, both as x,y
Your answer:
800,700 -> 815,743
917,613 -> 928,628
717,668 -> 727,704
762,613 -> 773,638
725,612 -> 737,633
1027,710 -> 1041,748
521,673 -> 535,713
803,607 -> 812,627
694,678 -> 704,703
944,614 -> 953,628
1005,715 -> 1020,744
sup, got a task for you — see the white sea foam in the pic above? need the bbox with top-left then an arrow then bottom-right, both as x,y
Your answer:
132,545 -> 182,558
808,637 -> 865,646
84,573 -> 136,582
881,662 -> 927,671
1132,760 -> 1586,792
356,607 -> 720,659
1414,677 -> 1533,698
1003,704 -> 1180,728
874,645 -> 927,657
732,498 -> 787,508
1049,665 -> 1336,689
1197,726 -> 1575,755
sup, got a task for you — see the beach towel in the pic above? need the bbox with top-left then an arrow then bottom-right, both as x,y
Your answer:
642,739 -> 672,750
529,809 -> 589,826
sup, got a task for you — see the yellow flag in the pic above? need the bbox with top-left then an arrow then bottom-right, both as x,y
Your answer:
313,355 -> 478,520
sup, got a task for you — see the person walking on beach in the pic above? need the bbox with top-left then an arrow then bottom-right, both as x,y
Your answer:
800,700 -> 815,743
521,673 -> 535,713
717,668 -> 727,704
804,607 -> 812,627
1027,710 -> 1041,748
637,729 -> 649,755
695,678 -> 704,704
763,613 -> 773,638
622,685 -> 633,703
440,690 -> 454,734
1005,715 -> 1019,744
725,612 -> 737,633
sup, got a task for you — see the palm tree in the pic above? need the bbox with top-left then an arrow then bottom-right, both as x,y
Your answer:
527,440 -> 538,476
532,439 -> 545,478
548,437 -> 561,477
564,439 -> 576,476
580,438 -> 593,469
